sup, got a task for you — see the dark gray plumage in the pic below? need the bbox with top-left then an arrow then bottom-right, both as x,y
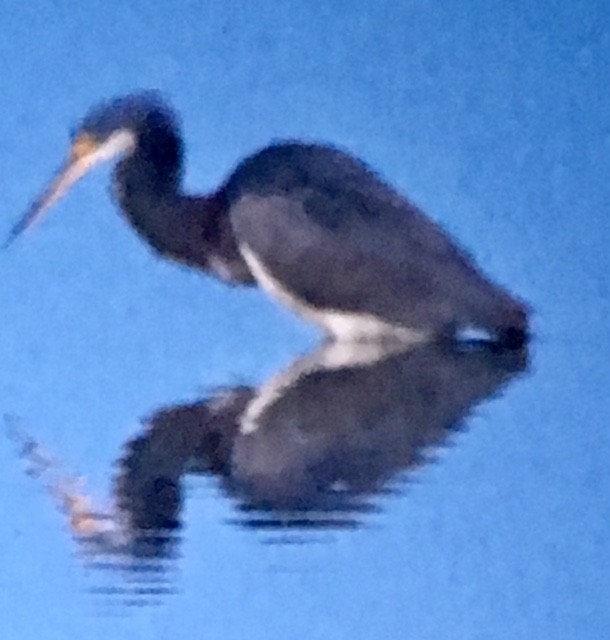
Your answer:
9,93 -> 529,345
227,143 -> 527,341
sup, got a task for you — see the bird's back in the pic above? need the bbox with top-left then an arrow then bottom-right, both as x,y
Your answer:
226,143 -> 469,261
225,143 -> 527,342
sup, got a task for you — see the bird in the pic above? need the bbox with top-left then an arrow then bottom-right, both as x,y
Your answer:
7,92 -> 529,346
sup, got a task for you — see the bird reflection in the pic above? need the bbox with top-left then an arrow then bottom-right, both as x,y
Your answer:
11,338 -> 527,574
116,341 -> 527,540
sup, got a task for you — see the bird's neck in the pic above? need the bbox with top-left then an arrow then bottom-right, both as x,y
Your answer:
114,154 -> 253,283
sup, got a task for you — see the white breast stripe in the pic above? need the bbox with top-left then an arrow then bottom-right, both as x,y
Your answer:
239,244 -> 431,343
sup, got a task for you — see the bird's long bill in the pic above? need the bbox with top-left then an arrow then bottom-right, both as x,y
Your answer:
4,157 -> 94,249
5,130 -> 136,249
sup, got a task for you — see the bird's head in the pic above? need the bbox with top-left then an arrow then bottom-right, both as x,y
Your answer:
5,92 -> 177,248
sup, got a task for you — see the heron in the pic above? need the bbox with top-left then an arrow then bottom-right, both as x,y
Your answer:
7,92 -> 528,346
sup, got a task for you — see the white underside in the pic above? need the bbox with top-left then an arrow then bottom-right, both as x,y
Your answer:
239,339 -> 413,435
239,244 -> 431,343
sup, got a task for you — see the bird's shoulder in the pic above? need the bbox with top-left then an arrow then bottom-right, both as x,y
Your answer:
224,143 -> 389,208
225,142 -> 466,264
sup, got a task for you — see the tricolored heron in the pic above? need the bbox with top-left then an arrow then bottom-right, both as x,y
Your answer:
7,92 -> 528,346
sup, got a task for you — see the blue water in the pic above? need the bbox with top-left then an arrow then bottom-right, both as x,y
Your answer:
1,2 -> 609,639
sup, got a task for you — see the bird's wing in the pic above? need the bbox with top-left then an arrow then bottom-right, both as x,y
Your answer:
229,185 -> 512,335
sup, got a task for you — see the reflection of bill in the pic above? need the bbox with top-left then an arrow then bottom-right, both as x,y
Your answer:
6,419 -> 123,541
8,340 -> 527,559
